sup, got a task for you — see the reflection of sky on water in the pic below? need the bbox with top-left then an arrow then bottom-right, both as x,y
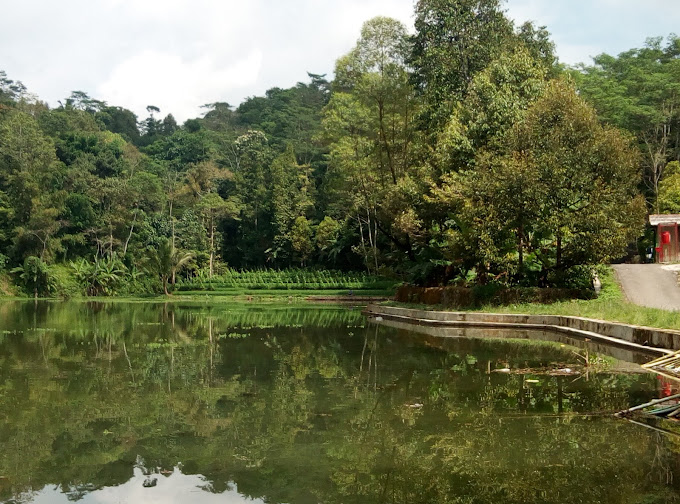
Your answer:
25,468 -> 264,504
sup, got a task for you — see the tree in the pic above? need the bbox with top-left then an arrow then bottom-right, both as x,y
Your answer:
0,111 -> 62,260
460,80 -> 646,284
290,216 -> 313,266
11,256 -> 54,298
0,70 -> 27,106
97,106 -> 140,144
322,17 -> 420,271
14,194 -> 65,261
408,0 -> 514,130
573,35 -> 680,211
658,161 -> 680,212
230,130 -> 272,265
201,102 -> 237,133
516,21 -> 559,75
147,238 -> 194,295
196,192 -> 238,277
434,46 -> 548,174
179,160 -> 238,276
269,145 -> 313,264
315,216 -> 341,262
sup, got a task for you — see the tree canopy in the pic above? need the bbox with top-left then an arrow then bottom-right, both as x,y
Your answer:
0,1 -> 661,293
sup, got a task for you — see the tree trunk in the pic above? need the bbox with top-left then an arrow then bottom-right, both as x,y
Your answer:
378,99 -> 397,185
373,209 -> 379,272
357,214 -> 371,274
169,198 -> 175,250
209,213 -> 215,278
123,209 -> 138,256
518,224 -> 524,272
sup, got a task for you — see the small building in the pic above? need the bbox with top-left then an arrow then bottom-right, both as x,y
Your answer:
649,214 -> 680,263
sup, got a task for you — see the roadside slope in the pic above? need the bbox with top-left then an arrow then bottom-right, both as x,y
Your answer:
612,264 -> 680,311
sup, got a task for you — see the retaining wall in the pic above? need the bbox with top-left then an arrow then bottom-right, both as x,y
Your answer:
364,304 -> 680,353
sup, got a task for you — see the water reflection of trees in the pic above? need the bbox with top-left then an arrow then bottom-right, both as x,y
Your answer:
0,303 -> 678,503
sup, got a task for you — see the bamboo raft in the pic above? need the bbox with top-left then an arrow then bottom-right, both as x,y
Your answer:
641,350 -> 680,382
613,352 -> 680,420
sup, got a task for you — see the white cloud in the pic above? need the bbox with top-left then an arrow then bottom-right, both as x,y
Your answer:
29,467 -> 265,504
1,0 -> 678,121
98,49 -> 263,121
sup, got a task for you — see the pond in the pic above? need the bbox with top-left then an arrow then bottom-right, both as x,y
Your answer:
0,301 -> 678,504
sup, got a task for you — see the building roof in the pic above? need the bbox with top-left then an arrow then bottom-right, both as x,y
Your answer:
650,214 -> 680,226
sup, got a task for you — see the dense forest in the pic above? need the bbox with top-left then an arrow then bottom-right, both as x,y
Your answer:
0,0 -> 678,296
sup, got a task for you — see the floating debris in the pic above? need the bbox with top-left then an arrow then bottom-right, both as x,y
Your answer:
492,367 -> 580,376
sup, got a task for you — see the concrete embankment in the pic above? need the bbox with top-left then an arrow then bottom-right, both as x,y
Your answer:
363,304 -> 680,356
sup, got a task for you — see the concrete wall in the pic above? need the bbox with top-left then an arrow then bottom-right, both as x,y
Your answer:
364,304 -> 680,353
376,317 -> 657,366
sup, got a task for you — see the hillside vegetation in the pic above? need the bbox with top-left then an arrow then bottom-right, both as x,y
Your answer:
1,0 -> 678,297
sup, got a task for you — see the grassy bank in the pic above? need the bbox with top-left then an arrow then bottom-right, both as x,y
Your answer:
388,268 -> 680,331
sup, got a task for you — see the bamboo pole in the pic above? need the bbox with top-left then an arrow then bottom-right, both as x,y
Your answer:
616,393 -> 680,416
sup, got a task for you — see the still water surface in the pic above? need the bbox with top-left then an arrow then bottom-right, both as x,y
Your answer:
0,301 -> 678,503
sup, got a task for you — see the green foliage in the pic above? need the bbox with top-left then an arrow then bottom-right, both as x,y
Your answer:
409,0 -> 514,129
11,256 -> 55,297
456,79 -> 646,285
146,239 -> 195,295
71,255 -> 128,296
315,216 -> 342,262
290,216 -> 313,265
0,13 -> 662,293
573,35 -> 680,210
657,161 -> 680,212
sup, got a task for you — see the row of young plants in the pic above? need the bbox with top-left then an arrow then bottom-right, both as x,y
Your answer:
175,268 -> 397,292
5,253 -> 396,298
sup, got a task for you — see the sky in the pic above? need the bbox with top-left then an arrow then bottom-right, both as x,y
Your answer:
1,0 -> 678,122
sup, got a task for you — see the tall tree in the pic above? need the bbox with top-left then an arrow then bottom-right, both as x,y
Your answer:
322,17 -> 420,270
270,145 -> 313,264
433,46 -> 548,174
0,111 -> 63,260
409,0 -> 513,130
458,80 -> 646,283
573,35 -> 680,211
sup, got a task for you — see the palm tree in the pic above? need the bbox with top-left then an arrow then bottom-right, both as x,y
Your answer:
148,239 -> 194,295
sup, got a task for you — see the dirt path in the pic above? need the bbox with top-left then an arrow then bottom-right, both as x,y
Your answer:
612,264 -> 680,311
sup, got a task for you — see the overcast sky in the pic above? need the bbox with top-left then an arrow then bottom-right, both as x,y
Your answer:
1,0 -> 678,122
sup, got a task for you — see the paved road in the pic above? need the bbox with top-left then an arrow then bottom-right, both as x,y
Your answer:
612,264 -> 680,311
